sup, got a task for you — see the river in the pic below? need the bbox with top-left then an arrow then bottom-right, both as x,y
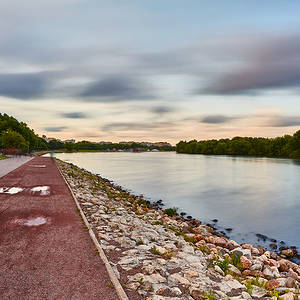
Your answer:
49,151 -> 300,252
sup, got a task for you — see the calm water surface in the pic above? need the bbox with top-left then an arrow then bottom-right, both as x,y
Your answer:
51,152 -> 300,250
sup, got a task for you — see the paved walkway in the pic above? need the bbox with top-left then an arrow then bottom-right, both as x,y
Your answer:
0,156 -> 33,178
0,157 -> 119,300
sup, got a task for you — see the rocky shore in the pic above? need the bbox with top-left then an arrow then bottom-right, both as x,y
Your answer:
57,160 -> 300,300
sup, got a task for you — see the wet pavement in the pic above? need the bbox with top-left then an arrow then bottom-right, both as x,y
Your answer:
0,157 -> 119,300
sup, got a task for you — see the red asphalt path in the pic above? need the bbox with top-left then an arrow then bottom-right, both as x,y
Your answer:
0,157 -> 119,300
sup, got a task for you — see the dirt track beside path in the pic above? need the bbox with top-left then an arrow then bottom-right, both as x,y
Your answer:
0,157 -> 119,300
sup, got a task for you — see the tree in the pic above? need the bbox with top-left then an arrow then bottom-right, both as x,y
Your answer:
65,142 -> 75,152
0,130 -> 29,151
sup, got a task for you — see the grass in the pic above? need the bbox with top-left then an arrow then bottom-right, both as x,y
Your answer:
151,245 -> 161,255
269,290 -> 283,299
106,283 -> 114,289
230,252 -> 243,271
164,207 -> 178,217
204,291 -> 217,300
0,154 -> 7,160
245,281 -> 254,296
245,276 -> 267,296
216,256 -> 230,272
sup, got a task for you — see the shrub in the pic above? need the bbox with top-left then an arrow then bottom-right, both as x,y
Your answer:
164,207 -> 178,217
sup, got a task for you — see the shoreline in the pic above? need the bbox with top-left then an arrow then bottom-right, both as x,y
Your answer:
57,159 -> 300,299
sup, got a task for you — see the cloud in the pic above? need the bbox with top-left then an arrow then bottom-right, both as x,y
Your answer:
199,35 -> 300,95
102,121 -> 175,132
0,72 -> 47,99
263,116 -> 300,127
201,115 -> 237,124
61,112 -> 87,118
150,106 -> 175,115
79,75 -> 154,101
44,126 -> 67,132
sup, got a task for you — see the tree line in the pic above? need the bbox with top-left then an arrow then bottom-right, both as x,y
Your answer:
0,113 -> 48,152
176,130 -> 300,159
0,113 -> 175,153
49,140 -> 175,152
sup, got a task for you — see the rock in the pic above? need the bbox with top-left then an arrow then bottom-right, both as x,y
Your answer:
289,268 -> 300,281
207,236 -> 228,247
279,259 -> 290,272
184,270 -> 199,278
224,274 -> 233,281
155,246 -> 167,255
127,282 -> 140,290
240,256 -> 251,269
214,265 -> 225,276
190,288 -> 204,300
232,247 -> 251,259
250,263 -> 263,271
242,269 -> 263,277
169,273 -> 191,286
225,279 -> 245,290
268,259 -> 280,268
286,277 -> 297,288
170,287 -> 182,296
266,279 -> 281,290
251,286 -> 268,298
229,265 -> 242,276
242,244 -> 253,250
281,249 -> 294,257
146,296 -> 165,300
241,291 -> 252,299
281,292 -> 295,300
263,265 -> 276,279
193,225 -> 213,236
251,247 -> 260,256
192,235 -> 205,244
155,287 -> 165,295
146,273 -> 166,284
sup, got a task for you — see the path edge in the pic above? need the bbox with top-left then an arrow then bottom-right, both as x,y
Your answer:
55,160 -> 129,300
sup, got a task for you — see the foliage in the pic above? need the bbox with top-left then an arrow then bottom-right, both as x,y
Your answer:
230,253 -> 243,271
245,280 -> 254,296
204,291 -> 217,300
55,140 -> 175,152
0,113 -> 48,151
164,207 -> 178,217
151,245 -> 161,255
0,154 -> 7,160
216,256 -> 230,272
176,130 -> 300,159
0,129 -> 29,151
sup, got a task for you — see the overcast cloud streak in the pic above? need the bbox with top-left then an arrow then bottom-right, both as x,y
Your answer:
0,73 -> 47,99
200,35 -> 300,95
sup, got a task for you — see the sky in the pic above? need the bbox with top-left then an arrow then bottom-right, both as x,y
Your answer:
1,0 -> 300,144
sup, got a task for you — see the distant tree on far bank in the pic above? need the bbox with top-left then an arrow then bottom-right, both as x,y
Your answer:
176,130 -> 300,159
0,129 -> 29,152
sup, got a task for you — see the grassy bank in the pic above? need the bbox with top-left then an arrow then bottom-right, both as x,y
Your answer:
0,154 -> 8,160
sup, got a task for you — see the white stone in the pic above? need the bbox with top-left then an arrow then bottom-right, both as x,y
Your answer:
251,286 -> 268,298
169,273 -> 191,286
171,287 -> 182,296
225,279 -> 245,290
214,265 -> 225,276
241,291 -> 252,299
